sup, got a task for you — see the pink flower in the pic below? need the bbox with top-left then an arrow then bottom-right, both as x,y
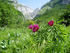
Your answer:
48,20 -> 54,26
29,25 -> 33,29
32,25 -> 39,32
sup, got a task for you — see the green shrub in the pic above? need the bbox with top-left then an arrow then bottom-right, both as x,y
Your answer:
59,5 -> 70,26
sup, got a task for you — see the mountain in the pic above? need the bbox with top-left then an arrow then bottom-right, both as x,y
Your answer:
9,0 -> 39,20
36,0 -> 70,16
41,0 -> 70,9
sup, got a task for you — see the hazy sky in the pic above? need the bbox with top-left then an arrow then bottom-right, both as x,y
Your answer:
18,0 -> 50,10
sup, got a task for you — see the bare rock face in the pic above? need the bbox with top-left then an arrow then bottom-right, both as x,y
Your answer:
50,0 -> 70,4
31,8 -> 39,18
60,0 -> 70,4
9,0 -> 39,19
14,4 -> 34,19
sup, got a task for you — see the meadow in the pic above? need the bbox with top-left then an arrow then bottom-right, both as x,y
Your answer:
0,22 -> 70,53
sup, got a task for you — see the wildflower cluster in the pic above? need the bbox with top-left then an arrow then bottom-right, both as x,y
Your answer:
29,24 -> 39,32
48,20 -> 54,26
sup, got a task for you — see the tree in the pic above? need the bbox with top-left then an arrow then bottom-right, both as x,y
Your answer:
0,1 -> 24,27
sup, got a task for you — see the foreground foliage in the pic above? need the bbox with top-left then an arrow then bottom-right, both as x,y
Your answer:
0,24 -> 70,53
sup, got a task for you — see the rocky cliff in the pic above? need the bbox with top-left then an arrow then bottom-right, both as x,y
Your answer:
14,4 -> 34,19
9,0 -> 39,19
31,8 -> 39,18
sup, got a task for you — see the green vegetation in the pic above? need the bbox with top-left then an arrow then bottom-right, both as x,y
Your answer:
34,4 -> 67,25
32,4 -> 70,53
38,0 -> 63,15
0,0 -> 70,53
59,5 -> 70,26
0,1 -> 24,27
0,23 -> 70,53
38,6 -> 52,15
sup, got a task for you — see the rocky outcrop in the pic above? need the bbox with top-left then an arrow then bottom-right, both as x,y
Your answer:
60,0 -> 70,4
50,0 -> 70,4
14,4 -> 34,19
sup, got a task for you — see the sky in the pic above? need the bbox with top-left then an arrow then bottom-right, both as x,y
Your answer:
18,0 -> 50,10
